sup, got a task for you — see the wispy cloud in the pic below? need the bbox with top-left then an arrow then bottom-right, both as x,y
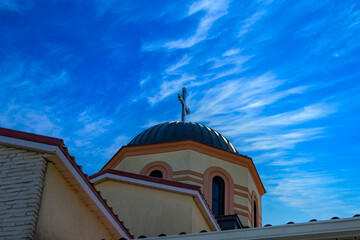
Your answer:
233,103 -> 335,134
0,104 -> 62,137
139,74 -> 151,87
292,2 -> 360,57
147,74 -> 196,104
165,55 -> 192,75
0,0 -> 30,11
255,150 -> 287,160
102,135 -> 130,158
267,169 -> 357,218
241,128 -> 324,151
238,10 -> 267,37
222,48 -> 242,57
76,110 -> 113,139
145,46 -> 252,105
208,54 -> 250,70
0,55 -> 71,137
270,157 -> 313,166
70,109 -> 121,164
183,72 -> 337,159
191,73 -> 311,125
144,0 -> 230,50
0,55 -> 70,96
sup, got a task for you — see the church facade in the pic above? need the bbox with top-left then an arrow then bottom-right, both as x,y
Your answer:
0,123 -> 359,239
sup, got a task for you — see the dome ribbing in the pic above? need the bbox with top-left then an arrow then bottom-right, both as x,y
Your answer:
127,122 -> 238,154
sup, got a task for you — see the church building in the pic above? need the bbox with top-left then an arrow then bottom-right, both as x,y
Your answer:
93,120 -> 265,236
0,88 -> 359,239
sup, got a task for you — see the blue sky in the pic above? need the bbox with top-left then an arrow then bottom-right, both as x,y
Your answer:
1,0 -> 359,225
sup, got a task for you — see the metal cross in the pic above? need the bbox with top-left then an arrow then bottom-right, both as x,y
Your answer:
178,87 -> 190,122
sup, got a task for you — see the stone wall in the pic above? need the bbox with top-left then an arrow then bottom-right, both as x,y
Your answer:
0,145 -> 47,239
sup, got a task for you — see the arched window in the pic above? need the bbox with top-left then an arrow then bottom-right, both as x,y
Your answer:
149,170 -> 163,178
212,176 -> 225,216
253,200 -> 257,227
204,167 -> 234,215
140,161 -> 173,180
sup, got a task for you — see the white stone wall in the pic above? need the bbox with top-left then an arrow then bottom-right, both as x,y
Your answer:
0,145 -> 47,240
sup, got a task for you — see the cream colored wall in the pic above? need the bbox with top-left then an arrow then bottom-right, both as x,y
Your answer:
115,150 -> 191,173
191,202 -> 211,232
95,180 -> 211,238
115,149 -> 261,227
34,162 -> 113,240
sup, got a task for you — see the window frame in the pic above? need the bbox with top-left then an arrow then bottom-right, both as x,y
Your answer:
203,167 -> 234,215
140,161 -> 173,180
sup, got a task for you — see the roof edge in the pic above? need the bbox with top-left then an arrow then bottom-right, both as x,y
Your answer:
90,169 -> 201,192
0,127 -> 64,147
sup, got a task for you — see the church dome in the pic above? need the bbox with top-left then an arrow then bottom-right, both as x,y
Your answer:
127,121 -> 238,154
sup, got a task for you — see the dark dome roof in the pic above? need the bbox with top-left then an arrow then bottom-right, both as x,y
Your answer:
127,121 -> 238,154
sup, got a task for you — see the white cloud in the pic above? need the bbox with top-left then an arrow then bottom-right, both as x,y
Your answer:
241,128 -> 324,151
145,0 -> 229,50
257,103 -> 334,127
252,151 -> 287,165
255,150 -> 287,160
102,135 -> 130,158
145,43 -> 252,106
147,74 -> 196,104
140,75 -> 151,86
165,55 -> 191,75
270,157 -> 314,166
183,72 -> 337,157
222,48 -> 242,57
267,169 -> 355,218
238,10 -> 266,37
217,102 -> 336,137
292,1 -> 360,56
209,55 -> 250,69
0,104 -> 62,137
191,73 -> 309,125
76,110 -> 113,138
166,0 -> 229,49
0,55 -> 70,96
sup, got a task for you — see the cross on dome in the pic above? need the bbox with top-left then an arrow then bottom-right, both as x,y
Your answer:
178,87 -> 190,122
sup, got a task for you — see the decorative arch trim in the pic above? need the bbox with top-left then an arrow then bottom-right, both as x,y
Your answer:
140,161 -> 173,180
203,166 -> 234,215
